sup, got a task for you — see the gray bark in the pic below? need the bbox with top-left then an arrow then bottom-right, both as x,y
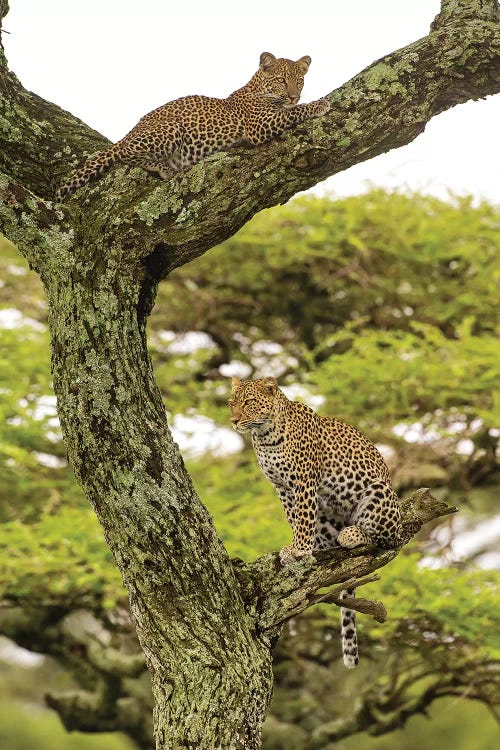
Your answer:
1,1 -> 498,747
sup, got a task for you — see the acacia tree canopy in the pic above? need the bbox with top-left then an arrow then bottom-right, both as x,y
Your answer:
1,0 -> 500,747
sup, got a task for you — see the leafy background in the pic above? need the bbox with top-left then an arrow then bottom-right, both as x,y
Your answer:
0,189 -> 499,748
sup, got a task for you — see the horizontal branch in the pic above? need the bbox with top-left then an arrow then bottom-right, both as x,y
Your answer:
1,3 -> 500,278
45,690 -> 154,749
61,609 -> 146,677
0,600 -> 153,746
58,7 -> 500,275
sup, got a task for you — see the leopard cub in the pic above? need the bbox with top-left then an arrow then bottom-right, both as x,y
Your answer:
229,376 -> 402,668
56,52 -> 329,201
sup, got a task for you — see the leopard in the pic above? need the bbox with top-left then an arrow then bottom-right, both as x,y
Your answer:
55,52 -> 330,201
229,376 -> 402,669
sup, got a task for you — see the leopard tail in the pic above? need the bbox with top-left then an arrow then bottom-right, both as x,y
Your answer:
55,143 -> 122,202
340,588 -> 358,668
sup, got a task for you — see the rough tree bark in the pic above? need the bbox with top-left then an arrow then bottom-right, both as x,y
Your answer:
1,1 -> 499,747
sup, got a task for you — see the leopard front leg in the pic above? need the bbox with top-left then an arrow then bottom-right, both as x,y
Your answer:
274,485 -> 295,529
279,481 -> 318,565
246,98 -> 331,146
337,481 -> 402,550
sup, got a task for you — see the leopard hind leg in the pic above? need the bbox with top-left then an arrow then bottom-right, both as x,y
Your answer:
337,481 -> 402,549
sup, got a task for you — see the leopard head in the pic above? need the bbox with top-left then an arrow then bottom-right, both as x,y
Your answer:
255,52 -> 311,106
229,376 -> 279,433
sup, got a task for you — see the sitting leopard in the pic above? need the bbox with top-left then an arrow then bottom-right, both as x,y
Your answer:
55,52 -> 330,201
229,376 -> 402,669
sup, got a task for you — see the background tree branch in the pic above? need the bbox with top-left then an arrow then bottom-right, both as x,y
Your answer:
0,601 -> 153,748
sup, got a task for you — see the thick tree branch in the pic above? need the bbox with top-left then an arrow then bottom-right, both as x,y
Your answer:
58,10 -> 500,276
234,488 -> 457,633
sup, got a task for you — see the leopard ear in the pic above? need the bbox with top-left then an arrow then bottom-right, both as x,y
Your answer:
231,376 -> 242,394
296,55 -> 311,75
260,376 -> 278,396
260,52 -> 277,72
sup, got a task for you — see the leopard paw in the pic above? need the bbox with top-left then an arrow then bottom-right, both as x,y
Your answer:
314,98 -> 331,116
337,526 -> 373,549
279,545 -> 314,566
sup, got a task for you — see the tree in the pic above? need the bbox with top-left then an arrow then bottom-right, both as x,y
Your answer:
1,0 -> 499,747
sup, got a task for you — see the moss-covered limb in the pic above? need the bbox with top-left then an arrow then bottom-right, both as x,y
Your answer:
0,172 -> 72,274
234,489 -> 457,633
1,2 -> 500,266
0,70 -> 109,200
432,0 -> 500,28
55,7 -> 500,277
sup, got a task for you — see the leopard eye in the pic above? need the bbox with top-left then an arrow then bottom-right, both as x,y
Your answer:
228,399 -> 235,407
243,398 -> 256,407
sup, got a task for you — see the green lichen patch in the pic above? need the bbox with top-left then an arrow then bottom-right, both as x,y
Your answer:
135,187 -> 183,226
364,62 -> 401,90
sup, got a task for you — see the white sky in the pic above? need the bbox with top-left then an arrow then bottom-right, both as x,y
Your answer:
3,0 -> 500,202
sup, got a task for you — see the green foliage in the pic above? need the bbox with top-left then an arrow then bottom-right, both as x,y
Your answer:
0,506 -> 123,609
0,701 -> 134,750
365,553 -> 500,659
0,236 -> 84,521
189,454 -> 289,559
0,323 -> 85,522
308,318 -> 500,431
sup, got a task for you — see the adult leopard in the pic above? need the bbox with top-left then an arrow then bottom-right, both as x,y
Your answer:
55,52 -> 329,201
229,376 -> 402,668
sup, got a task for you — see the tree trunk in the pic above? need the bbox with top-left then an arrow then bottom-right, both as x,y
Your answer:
1,1 -> 499,747
43,233 -> 274,748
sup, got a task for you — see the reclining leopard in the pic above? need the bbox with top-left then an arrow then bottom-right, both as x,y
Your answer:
229,376 -> 402,668
55,52 -> 329,201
